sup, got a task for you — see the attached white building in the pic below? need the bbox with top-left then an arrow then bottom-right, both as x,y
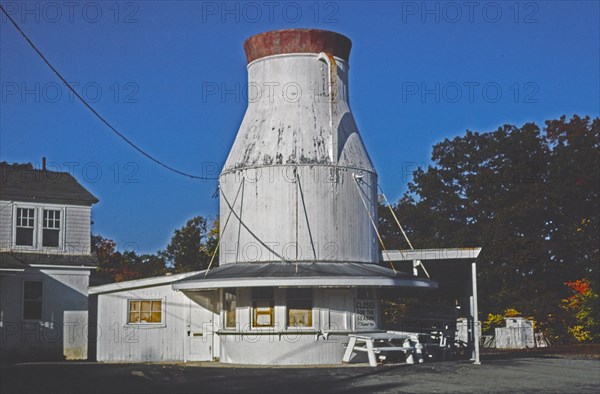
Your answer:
0,161 -> 98,361
89,272 -> 203,362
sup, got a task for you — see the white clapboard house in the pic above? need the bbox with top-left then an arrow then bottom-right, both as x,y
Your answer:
0,161 -> 98,361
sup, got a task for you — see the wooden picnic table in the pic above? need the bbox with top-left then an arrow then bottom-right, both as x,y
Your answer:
342,331 -> 424,367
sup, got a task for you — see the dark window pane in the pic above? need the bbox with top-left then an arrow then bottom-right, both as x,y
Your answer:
24,281 -> 43,300
16,228 -> 34,246
252,287 -> 274,300
357,288 -> 374,299
23,282 -> 43,320
24,301 -> 42,320
288,288 -> 312,299
42,229 -> 59,247
43,210 -> 61,229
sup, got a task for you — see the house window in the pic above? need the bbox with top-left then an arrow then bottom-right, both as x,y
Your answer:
128,300 -> 162,324
16,208 -> 35,246
224,289 -> 237,328
287,288 -> 312,328
252,287 -> 274,328
357,288 -> 375,299
23,281 -> 43,320
42,209 -> 61,248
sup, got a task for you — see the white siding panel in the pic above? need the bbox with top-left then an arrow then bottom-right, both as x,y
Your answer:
96,284 -> 188,362
65,206 -> 91,254
0,200 -> 13,250
0,267 -> 91,360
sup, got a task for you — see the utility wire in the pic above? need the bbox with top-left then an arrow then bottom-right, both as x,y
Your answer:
377,184 -> 430,278
377,185 -> 415,250
220,183 -> 291,264
353,175 -> 397,274
0,4 -> 217,181
204,178 -> 245,277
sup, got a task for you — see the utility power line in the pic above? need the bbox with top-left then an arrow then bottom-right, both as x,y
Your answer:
0,4 -> 217,181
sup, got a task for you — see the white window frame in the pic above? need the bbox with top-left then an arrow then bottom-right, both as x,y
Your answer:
14,205 -> 37,249
12,204 -> 66,251
22,280 -> 44,321
41,208 -> 63,249
251,288 -> 275,329
222,288 -> 238,330
126,298 -> 166,326
286,288 -> 314,330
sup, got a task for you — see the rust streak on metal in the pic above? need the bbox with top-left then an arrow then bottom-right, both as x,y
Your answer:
244,29 -> 352,63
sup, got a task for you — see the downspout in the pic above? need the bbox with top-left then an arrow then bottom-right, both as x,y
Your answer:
318,52 -> 338,165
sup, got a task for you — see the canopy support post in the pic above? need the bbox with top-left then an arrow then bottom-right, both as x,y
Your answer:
471,261 -> 481,364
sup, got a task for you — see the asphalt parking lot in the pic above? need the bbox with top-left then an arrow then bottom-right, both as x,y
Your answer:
1,354 -> 599,393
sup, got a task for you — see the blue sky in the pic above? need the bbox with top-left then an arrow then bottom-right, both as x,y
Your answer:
1,0 -> 598,254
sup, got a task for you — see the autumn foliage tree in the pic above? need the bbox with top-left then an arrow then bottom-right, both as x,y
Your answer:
379,115 -> 599,342
92,216 -> 219,282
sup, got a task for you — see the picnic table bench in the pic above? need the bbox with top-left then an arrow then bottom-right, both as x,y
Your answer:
342,331 -> 425,367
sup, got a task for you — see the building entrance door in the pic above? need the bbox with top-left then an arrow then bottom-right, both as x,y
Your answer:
185,293 -> 217,362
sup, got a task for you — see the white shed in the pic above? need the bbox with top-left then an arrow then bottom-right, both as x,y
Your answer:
89,271 -> 218,362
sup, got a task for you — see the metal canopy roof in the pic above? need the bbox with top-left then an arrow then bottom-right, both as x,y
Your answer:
381,248 -> 482,262
172,262 -> 437,290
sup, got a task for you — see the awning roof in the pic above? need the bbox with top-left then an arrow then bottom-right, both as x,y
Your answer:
0,252 -> 98,270
172,262 -> 437,290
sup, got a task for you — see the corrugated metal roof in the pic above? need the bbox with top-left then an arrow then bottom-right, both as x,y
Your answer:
173,263 -> 437,290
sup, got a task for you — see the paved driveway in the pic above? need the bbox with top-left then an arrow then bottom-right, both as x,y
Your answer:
1,355 -> 599,393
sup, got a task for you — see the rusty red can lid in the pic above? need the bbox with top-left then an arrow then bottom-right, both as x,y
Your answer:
244,29 -> 352,63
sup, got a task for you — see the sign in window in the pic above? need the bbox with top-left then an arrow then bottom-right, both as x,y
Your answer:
252,288 -> 274,328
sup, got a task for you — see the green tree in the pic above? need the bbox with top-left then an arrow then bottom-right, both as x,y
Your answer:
160,216 -> 218,273
379,115 -> 599,342
91,235 -> 168,282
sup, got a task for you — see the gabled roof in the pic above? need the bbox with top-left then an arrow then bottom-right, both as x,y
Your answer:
0,252 -> 98,269
89,271 -> 203,294
0,162 -> 98,205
